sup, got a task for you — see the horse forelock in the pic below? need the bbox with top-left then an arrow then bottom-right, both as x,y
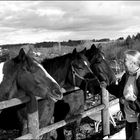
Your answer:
0,62 -> 5,84
80,55 -> 92,73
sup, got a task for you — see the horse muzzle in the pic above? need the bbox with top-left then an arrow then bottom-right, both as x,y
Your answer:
51,89 -> 63,101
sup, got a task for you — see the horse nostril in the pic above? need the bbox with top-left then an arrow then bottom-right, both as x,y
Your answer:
53,89 -> 63,99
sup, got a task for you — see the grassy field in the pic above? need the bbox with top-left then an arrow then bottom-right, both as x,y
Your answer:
0,33 -> 139,74
6,38 -> 140,61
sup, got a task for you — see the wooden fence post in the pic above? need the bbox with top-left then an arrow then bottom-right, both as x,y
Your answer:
26,95 -> 39,139
101,87 -> 110,137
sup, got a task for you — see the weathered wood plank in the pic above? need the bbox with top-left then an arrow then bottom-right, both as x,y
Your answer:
101,87 -> 110,137
16,104 -> 105,139
27,95 -> 39,139
0,88 -> 79,110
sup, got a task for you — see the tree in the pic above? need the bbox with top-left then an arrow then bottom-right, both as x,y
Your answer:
117,37 -> 124,40
125,35 -> 133,49
135,33 -> 140,40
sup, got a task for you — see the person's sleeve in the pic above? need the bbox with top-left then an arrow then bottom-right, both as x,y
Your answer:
129,76 -> 140,112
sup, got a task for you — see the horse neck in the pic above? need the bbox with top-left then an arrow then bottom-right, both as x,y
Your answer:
104,60 -> 116,84
41,54 -> 72,87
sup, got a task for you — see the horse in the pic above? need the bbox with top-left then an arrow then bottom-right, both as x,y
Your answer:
81,44 -> 117,96
41,48 -> 101,140
80,44 -> 117,133
0,48 -> 63,101
0,48 -> 63,139
41,48 -> 94,90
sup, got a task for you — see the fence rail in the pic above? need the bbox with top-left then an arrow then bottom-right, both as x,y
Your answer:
0,73 -> 123,139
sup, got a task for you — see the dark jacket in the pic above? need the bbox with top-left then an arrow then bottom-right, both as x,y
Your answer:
107,72 -> 140,115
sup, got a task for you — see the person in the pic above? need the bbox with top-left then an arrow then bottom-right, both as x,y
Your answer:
106,49 -> 140,140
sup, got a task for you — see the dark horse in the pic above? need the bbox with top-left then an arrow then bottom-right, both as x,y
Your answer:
0,48 -> 63,139
41,48 -> 100,140
41,48 -> 95,90
87,44 -> 116,86
0,48 -> 62,100
81,44 -> 117,96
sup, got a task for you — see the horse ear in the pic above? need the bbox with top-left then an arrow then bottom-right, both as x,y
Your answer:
90,44 -> 96,50
72,48 -> 77,55
17,48 -> 26,62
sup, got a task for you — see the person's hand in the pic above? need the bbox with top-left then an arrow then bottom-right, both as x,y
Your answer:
100,81 -> 107,88
125,93 -> 137,101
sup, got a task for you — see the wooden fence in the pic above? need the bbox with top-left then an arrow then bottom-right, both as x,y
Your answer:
0,88 -> 119,139
0,73 -> 123,139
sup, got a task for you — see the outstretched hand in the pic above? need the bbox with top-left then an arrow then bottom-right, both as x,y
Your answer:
100,81 -> 107,88
125,93 -> 137,101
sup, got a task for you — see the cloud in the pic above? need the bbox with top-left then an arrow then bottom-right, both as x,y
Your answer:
0,1 -> 140,44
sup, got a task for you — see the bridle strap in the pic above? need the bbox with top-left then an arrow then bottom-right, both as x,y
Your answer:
71,64 -> 100,86
71,65 -> 86,86
72,66 -> 76,86
71,64 -> 103,101
71,65 -> 85,79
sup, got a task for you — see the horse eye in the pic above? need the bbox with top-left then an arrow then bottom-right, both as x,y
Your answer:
78,67 -> 83,70
73,64 -> 82,70
77,65 -> 83,70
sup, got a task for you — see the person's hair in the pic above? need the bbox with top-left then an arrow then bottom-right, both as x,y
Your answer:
123,49 -> 140,67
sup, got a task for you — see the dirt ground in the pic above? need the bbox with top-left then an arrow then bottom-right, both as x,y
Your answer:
0,118 -> 125,140
63,94 -> 125,140
76,117 -> 125,140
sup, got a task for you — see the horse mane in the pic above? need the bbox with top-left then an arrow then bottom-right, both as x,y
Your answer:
42,52 -> 72,63
42,53 -> 72,69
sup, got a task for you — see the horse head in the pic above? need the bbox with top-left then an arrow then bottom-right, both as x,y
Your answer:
86,44 -> 116,86
67,48 -> 94,89
0,48 -> 63,101
86,44 -> 104,64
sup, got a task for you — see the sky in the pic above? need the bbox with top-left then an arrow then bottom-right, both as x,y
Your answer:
0,1 -> 140,45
